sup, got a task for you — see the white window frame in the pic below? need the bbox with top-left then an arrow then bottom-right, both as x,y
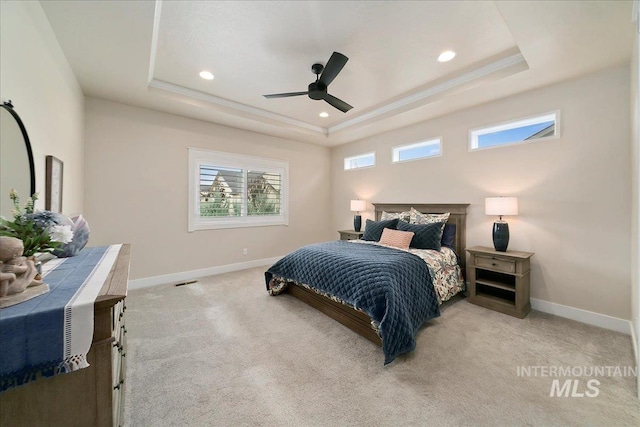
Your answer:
188,148 -> 289,231
344,152 -> 376,171
469,110 -> 560,151
392,137 -> 442,164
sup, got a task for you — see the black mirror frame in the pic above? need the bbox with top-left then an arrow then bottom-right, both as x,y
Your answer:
1,100 -> 36,198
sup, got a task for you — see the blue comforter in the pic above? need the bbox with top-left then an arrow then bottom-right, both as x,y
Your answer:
265,240 -> 440,364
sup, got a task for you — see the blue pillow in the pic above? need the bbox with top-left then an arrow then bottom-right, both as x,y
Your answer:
362,218 -> 399,241
397,220 -> 444,250
441,224 -> 456,248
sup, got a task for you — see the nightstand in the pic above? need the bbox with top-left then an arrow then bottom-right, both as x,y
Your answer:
466,246 -> 534,318
338,230 -> 364,241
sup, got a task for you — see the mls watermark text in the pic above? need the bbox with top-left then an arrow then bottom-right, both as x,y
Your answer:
516,365 -> 637,398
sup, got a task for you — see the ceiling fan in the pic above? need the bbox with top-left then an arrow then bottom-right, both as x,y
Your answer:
263,51 -> 353,113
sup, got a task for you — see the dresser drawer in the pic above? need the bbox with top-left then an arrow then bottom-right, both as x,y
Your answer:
112,301 -> 124,336
112,313 -> 126,427
112,378 -> 124,427
475,255 -> 516,273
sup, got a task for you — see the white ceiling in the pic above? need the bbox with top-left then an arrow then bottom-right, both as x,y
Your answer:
40,1 -> 634,147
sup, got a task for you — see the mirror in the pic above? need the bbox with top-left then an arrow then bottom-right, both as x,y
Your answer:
0,101 -> 36,218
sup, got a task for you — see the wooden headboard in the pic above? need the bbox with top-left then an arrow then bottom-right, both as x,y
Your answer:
372,203 -> 469,273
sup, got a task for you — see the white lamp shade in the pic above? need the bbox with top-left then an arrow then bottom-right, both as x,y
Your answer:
485,197 -> 518,216
350,199 -> 367,212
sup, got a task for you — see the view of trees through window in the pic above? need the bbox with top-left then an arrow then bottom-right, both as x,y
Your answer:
247,172 -> 281,216
199,166 -> 281,217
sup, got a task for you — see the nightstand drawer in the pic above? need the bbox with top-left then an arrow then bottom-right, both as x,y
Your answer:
342,233 -> 360,240
338,230 -> 364,241
475,255 -> 515,273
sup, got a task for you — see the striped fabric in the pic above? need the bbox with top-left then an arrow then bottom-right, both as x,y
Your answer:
362,218 -> 399,242
379,228 -> 415,251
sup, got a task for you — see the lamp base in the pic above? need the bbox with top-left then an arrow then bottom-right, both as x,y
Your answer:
354,215 -> 362,232
492,221 -> 510,252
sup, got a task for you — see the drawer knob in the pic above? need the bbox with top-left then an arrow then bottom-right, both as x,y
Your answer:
492,263 -> 497,266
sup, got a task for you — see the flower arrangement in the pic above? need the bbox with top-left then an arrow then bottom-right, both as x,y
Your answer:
0,190 -> 73,257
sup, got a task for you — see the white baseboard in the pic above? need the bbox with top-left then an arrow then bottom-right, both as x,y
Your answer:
531,298 -> 632,335
129,256 -> 282,290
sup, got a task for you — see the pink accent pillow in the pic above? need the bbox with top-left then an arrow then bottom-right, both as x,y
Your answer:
378,228 -> 415,251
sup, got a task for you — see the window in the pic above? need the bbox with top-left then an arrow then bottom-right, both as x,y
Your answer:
469,111 -> 559,151
188,148 -> 288,231
392,138 -> 442,163
344,152 -> 375,170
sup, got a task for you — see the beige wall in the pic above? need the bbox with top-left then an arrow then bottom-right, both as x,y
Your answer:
0,1 -> 84,214
84,98 -> 332,280
631,4 -> 639,389
3,0 -> 633,326
331,66 -> 631,320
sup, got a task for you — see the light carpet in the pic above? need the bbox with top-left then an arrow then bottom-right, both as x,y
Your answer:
124,266 -> 640,426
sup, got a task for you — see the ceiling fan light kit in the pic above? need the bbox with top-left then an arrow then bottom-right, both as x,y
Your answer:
264,51 -> 353,113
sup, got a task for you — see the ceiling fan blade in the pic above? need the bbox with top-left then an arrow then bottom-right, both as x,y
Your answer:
319,52 -> 348,86
263,91 -> 308,99
323,93 -> 353,113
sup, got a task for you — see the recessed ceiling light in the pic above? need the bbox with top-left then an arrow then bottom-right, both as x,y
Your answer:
199,70 -> 214,80
437,51 -> 456,62
319,112 -> 329,118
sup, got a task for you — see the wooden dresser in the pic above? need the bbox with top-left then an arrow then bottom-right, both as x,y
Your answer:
0,244 -> 131,427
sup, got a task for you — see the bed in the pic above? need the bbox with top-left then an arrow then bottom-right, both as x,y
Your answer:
265,203 -> 469,363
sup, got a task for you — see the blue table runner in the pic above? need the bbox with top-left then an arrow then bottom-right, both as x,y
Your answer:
0,245 -> 117,391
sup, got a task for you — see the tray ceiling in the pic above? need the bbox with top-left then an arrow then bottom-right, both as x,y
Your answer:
40,1 -> 633,146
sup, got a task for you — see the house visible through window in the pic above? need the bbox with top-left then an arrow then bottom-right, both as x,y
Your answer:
470,111 -> 558,151
189,148 -> 288,231
392,138 -> 441,163
344,152 -> 375,170
199,166 -> 243,217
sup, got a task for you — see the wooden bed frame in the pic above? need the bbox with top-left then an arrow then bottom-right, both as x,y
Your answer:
283,203 -> 469,346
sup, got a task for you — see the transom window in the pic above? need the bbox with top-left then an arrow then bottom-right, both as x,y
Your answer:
188,148 -> 288,231
470,111 -> 559,151
392,138 -> 442,163
344,152 -> 375,170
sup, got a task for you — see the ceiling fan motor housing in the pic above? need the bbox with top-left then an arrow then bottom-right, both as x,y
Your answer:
308,82 -> 327,100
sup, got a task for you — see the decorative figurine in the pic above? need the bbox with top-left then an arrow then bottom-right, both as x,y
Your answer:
0,236 -> 41,296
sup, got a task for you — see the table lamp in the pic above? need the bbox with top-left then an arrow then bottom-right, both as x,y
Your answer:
485,197 -> 518,252
350,199 -> 366,232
